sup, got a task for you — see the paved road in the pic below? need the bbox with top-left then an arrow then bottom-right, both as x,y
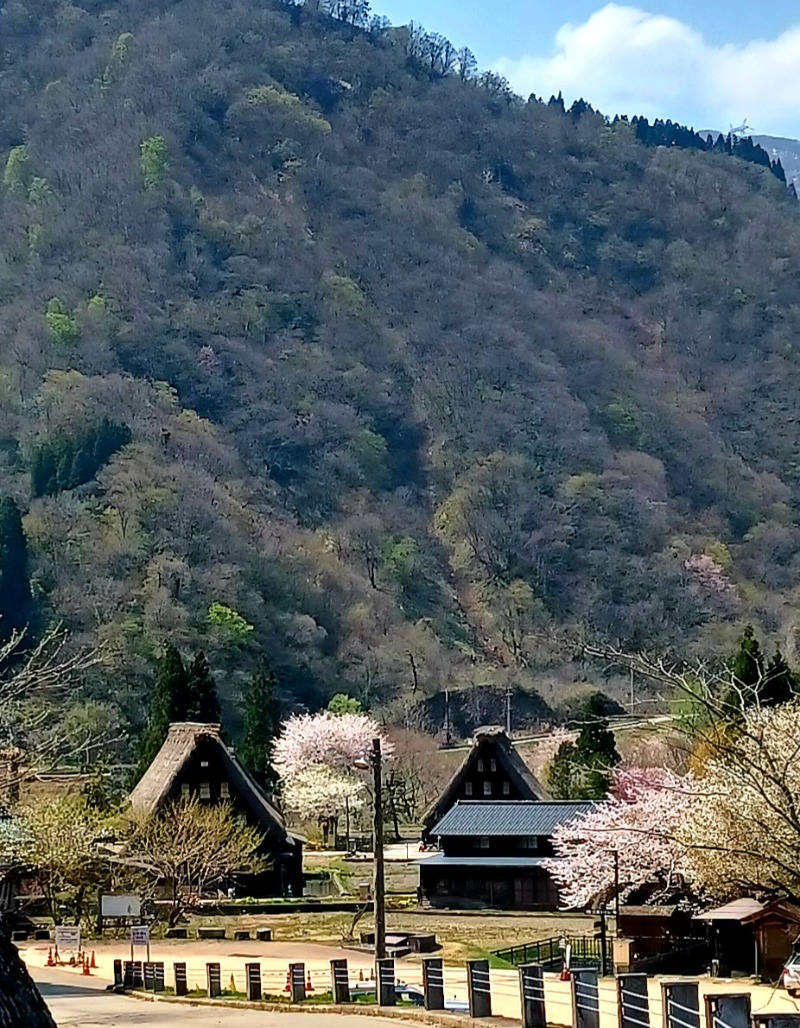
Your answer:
34,967 -> 417,1027
28,941 -> 800,1027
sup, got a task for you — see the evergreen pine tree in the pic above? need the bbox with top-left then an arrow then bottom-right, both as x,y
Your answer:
573,697 -> 620,799
0,496 -> 32,641
238,664 -> 280,789
136,644 -> 188,777
760,649 -> 798,708
729,624 -> 764,706
546,741 -> 578,800
185,651 -> 220,723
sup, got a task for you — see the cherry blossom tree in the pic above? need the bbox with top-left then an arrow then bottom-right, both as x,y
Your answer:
273,711 -> 389,777
281,765 -> 365,825
274,711 -> 391,840
683,698 -> 800,900
546,766 -> 695,909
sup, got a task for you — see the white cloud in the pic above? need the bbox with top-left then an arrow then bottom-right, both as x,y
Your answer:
494,5 -> 800,137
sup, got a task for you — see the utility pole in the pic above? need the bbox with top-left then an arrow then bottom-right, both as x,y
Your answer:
444,689 -> 452,748
629,667 -> 634,712
613,849 -> 621,936
371,737 -> 386,960
505,688 -> 512,735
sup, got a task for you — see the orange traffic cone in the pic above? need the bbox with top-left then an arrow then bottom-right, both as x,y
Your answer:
359,969 -> 364,982
82,957 -> 91,976
559,966 -> 571,982
284,971 -> 291,994
46,948 -> 54,968
90,951 -> 97,969
305,972 -> 314,994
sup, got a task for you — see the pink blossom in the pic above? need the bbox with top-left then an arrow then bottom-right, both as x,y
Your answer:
546,766 -> 695,908
273,712 -> 391,778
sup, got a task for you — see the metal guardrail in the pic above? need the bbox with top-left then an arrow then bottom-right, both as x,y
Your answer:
494,935 -> 613,971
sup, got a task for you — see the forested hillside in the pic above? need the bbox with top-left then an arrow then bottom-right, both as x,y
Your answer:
1,0 -> 800,737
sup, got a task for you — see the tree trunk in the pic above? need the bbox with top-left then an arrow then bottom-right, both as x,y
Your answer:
0,918 -> 57,1026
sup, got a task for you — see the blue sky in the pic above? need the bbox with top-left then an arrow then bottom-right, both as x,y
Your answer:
374,1 -> 800,137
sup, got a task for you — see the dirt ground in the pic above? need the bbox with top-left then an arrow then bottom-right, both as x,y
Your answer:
183,908 -> 594,964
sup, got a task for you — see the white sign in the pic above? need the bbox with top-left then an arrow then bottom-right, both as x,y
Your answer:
131,925 -> 150,947
55,925 -> 81,952
101,894 -> 141,919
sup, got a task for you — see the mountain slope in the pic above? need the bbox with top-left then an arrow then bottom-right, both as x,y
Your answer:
2,0 -> 800,731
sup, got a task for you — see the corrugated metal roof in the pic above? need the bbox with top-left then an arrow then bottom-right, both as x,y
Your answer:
430,800 -> 593,837
693,898 -> 765,921
693,898 -> 800,925
418,854 -> 555,868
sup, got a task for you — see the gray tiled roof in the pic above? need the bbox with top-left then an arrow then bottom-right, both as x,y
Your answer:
431,800 -> 593,837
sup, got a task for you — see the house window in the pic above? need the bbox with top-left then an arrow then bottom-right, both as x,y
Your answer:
520,836 -> 539,851
490,759 -> 497,772
220,781 -> 230,799
502,781 -> 510,796
479,836 -> 490,849
465,782 -> 473,797
181,783 -> 190,799
199,781 -> 211,800
477,759 -> 484,772
200,760 -> 209,768
483,781 -> 491,797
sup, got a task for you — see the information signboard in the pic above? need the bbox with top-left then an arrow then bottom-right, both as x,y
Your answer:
55,925 -> 80,952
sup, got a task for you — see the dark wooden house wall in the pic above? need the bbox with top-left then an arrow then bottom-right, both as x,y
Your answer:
420,864 -> 558,911
440,834 -> 557,858
166,739 -> 302,897
451,739 -> 529,803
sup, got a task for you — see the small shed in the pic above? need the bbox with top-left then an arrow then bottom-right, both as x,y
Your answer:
618,905 -> 693,940
694,898 -> 800,981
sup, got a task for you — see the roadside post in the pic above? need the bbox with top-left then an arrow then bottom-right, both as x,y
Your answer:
289,962 -> 306,1003
423,957 -> 445,1011
246,963 -> 262,1002
331,959 -> 350,1004
572,969 -> 600,1028
618,973 -> 650,1028
377,957 -> 396,1006
519,963 -> 547,1028
467,959 -> 493,1018
206,962 -> 222,999
662,981 -> 700,1028
704,994 -> 751,1028
173,962 -> 188,997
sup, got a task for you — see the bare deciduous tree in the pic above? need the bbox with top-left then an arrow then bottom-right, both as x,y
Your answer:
120,799 -> 264,926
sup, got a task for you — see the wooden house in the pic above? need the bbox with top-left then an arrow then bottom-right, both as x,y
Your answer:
420,799 -> 593,910
694,897 -> 800,981
421,725 -> 548,841
129,722 -> 303,897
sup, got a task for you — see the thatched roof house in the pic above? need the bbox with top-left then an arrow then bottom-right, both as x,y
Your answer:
130,723 -> 303,897
421,726 -> 548,840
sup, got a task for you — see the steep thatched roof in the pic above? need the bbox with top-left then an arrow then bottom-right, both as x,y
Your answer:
422,726 -> 548,834
129,723 -> 292,845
